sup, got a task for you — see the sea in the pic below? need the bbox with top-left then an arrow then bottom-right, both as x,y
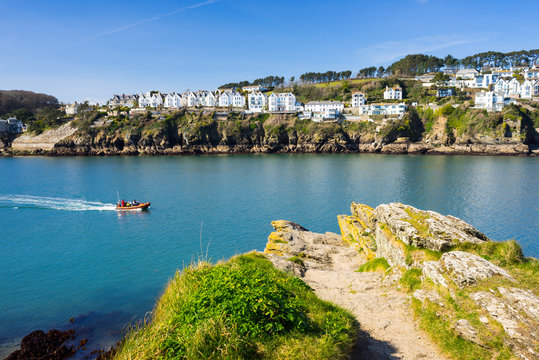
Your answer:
0,154 -> 537,357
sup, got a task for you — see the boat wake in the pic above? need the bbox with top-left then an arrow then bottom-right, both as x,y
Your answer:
0,195 -> 117,211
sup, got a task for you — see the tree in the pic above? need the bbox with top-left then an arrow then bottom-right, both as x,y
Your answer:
432,73 -> 450,83
377,66 -> 385,77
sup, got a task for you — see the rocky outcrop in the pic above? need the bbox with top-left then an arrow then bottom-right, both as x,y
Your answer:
6,330 -> 75,360
337,202 -> 538,360
11,122 -> 77,153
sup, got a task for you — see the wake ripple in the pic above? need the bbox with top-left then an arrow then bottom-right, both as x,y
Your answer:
0,195 -> 116,211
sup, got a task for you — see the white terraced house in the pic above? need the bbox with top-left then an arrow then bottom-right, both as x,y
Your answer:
248,91 -> 267,112
268,93 -> 297,112
232,92 -> 246,108
508,78 -> 521,97
205,92 -> 218,107
187,92 -> 199,107
520,79 -> 535,99
524,66 -> 539,80
351,92 -> 366,107
218,92 -> 233,107
383,86 -> 402,100
108,94 -> 137,108
494,78 -> 511,96
532,79 -> 539,97
164,93 -> 182,108
139,92 -> 162,108
358,103 -> 406,116
475,91 -> 510,111
304,101 -> 344,121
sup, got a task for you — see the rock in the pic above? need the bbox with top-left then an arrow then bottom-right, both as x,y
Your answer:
373,203 -> 488,252
453,319 -> 482,345
440,251 -> 515,287
497,287 -> 539,319
422,261 -> 449,288
6,329 -> 75,360
470,290 -> 538,359
413,289 -> 445,307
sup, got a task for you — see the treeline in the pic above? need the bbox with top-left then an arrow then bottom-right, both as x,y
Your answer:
0,90 -> 67,134
299,70 -> 352,84
218,75 -> 285,90
386,50 -> 539,76
0,90 -> 59,117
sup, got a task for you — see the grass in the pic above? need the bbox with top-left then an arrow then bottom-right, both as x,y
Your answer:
288,253 -> 306,266
403,208 -> 431,239
357,258 -> 390,273
452,240 -> 523,267
399,268 -> 422,292
111,253 -> 358,360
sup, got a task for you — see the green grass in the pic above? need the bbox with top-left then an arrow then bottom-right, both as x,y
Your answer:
357,258 -> 390,273
399,268 -> 422,292
288,253 -> 306,266
452,240 -> 523,267
112,253 -> 358,360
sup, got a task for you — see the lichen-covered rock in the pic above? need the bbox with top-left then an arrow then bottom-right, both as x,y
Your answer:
440,251 -> 515,287
452,319 -> 482,346
470,289 -> 538,359
413,289 -> 444,307
337,212 -> 376,260
422,261 -> 449,288
373,203 -> 488,252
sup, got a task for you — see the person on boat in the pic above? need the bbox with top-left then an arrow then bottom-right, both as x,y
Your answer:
132,199 -> 138,206
121,199 -> 125,207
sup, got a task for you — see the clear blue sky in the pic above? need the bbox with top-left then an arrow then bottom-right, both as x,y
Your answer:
1,0 -> 537,104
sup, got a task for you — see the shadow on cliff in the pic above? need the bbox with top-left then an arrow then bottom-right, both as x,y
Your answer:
350,327 -> 400,360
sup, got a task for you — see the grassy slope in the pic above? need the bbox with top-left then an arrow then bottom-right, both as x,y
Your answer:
111,253 -> 358,360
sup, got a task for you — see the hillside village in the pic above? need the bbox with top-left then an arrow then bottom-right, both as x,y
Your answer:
60,64 -> 539,123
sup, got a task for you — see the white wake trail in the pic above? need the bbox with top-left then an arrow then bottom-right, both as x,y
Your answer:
0,195 -> 116,211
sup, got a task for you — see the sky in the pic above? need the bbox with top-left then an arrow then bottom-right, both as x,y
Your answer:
1,0 -> 537,104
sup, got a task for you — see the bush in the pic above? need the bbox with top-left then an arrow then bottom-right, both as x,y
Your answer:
113,253 -> 358,360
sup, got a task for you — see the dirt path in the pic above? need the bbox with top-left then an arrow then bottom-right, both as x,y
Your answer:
300,244 -> 448,360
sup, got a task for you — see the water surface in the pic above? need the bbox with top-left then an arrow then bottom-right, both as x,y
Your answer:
0,154 -> 537,354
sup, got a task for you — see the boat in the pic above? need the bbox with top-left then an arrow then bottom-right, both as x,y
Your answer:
115,202 -> 150,211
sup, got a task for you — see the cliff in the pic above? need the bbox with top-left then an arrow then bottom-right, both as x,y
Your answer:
5,104 -> 539,156
266,203 -> 538,360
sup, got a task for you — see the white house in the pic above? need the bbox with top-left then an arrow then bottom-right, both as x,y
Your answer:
304,101 -> 344,121
456,68 -> 479,80
383,86 -> 402,100
205,92 -> 218,107
494,78 -> 511,95
474,91 -> 511,111
508,78 -> 521,97
187,92 -> 199,107
218,92 -> 233,107
358,103 -> 406,116
232,92 -> 246,108
268,93 -> 297,112
248,91 -> 267,112
108,94 -> 137,108
351,92 -> 366,107
164,93 -> 182,108
139,92 -> 162,108
65,102 -> 81,115
520,79 -> 534,99
242,85 -> 266,92
532,79 -> 539,97
524,66 -> 539,80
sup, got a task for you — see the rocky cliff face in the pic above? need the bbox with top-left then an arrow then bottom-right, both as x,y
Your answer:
5,108 -> 538,156
266,203 -> 538,360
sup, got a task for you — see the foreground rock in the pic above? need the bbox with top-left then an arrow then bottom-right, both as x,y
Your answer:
264,220 -> 449,359
335,202 -> 538,360
6,330 -> 75,360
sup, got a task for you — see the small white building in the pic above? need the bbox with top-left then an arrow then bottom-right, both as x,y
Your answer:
268,93 -> 297,112
187,92 -> 199,107
351,92 -> 366,107
456,68 -> 479,80
205,92 -> 218,107
474,91 -> 511,111
358,103 -> 406,116
383,86 -> 402,100
232,92 -> 246,108
65,102 -> 81,115
218,92 -> 233,107
524,66 -> 539,80
108,94 -> 137,108
139,92 -> 162,108
520,79 -> 534,99
304,101 -> 344,121
248,91 -> 267,112
494,78 -> 511,96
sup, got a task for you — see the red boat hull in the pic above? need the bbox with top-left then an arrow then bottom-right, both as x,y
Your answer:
115,202 -> 150,210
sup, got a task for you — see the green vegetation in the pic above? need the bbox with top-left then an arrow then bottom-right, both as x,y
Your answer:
112,253 -> 358,360
288,252 -> 306,266
357,258 -> 390,273
399,268 -> 422,292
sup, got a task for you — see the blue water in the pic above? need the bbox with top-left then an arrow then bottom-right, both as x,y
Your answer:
0,154 -> 537,352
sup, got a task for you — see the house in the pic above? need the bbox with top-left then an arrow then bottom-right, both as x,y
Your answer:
456,68 -> 479,80
524,66 -> 539,80
436,88 -> 456,98
383,86 -> 402,100
304,101 -> 344,121
0,117 -> 25,133
474,91 -> 512,111
205,92 -> 218,107
218,92 -> 233,107
108,94 -> 137,108
232,92 -> 246,108
415,74 -> 435,83
138,92 -> 162,107
351,92 -> 366,107
508,78 -> 521,97
187,92 -> 199,107
520,79 -> 534,99
65,102 -> 81,115
242,85 -> 266,92
494,78 -> 511,96
248,91 -> 267,112
164,93 -> 183,108
358,103 -> 406,116
268,93 -> 298,112
532,79 -> 539,97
